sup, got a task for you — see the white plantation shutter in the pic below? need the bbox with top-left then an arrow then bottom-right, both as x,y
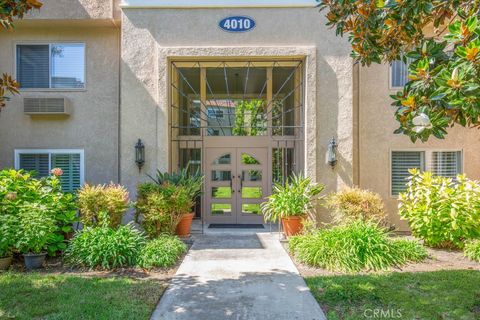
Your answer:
16,150 -> 83,193
52,153 -> 81,192
391,151 -> 425,196
16,45 -> 50,88
430,151 -> 462,179
19,153 -> 50,177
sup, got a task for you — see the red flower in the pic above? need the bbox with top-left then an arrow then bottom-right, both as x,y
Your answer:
51,168 -> 64,177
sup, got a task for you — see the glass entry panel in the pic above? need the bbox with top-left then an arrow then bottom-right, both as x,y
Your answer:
205,147 -> 268,224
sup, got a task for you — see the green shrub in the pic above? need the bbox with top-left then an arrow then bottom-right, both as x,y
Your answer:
326,187 -> 387,225
261,174 -> 325,222
289,220 -> 427,273
135,183 -> 193,237
138,235 -> 187,269
0,169 -> 77,255
0,212 -> 17,257
464,240 -> 480,262
399,169 -> 480,249
66,224 -> 146,269
77,183 -> 129,228
16,204 -> 57,254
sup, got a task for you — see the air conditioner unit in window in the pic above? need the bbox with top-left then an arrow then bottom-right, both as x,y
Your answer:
23,97 -> 71,115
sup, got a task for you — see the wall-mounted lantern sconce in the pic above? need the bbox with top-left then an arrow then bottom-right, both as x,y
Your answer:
135,139 -> 145,170
327,137 -> 338,168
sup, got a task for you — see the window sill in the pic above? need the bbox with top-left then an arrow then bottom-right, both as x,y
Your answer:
20,88 -> 87,93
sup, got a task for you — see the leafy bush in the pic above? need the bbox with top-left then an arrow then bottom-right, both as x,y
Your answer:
261,174 -> 324,222
16,204 -> 57,254
0,213 -> 17,257
138,235 -> 187,269
399,169 -> 480,249
77,183 -> 129,228
0,169 -> 77,255
326,187 -> 387,225
136,183 -> 194,237
66,224 -> 146,269
289,220 -> 427,273
464,240 -> 480,262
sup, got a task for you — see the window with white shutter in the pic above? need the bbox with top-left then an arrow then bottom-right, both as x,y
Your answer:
15,149 -> 84,192
390,59 -> 411,88
391,151 -> 425,196
391,150 -> 463,196
16,43 -> 85,89
429,151 -> 462,179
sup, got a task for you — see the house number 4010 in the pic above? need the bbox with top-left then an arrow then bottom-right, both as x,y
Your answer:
219,16 -> 256,33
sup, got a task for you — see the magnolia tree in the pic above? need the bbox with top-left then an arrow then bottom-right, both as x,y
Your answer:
0,0 -> 42,109
319,0 -> 480,142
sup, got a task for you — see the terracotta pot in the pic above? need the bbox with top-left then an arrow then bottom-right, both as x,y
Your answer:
0,256 -> 12,270
175,213 -> 194,237
23,252 -> 47,270
281,216 -> 305,237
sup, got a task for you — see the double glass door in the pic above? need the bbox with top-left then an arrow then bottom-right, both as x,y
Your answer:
205,147 -> 268,224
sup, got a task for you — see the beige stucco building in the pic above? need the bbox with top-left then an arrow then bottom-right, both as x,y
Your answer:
0,0 -> 478,230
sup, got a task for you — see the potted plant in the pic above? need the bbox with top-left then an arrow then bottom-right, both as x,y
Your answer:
261,174 -> 324,237
149,167 -> 204,237
0,213 -> 17,270
136,183 -> 195,238
16,204 -> 56,269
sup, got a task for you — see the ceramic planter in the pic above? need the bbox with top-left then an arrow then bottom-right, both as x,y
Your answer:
175,213 -> 194,237
0,256 -> 12,270
23,252 -> 47,270
281,216 -> 305,237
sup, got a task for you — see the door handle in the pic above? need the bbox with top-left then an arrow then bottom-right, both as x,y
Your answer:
231,175 -> 234,192
238,175 -> 242,190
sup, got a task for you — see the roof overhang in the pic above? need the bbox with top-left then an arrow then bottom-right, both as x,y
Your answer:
120,0 -> 318,8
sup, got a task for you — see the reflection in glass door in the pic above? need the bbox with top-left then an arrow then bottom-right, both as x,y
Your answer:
205,147 -> 268,224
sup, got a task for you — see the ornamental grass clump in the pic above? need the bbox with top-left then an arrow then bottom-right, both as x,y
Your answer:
464,240 -> 480,262
65,223 -> 146,270
399,169 -> 480,249
326,187 -> 387,225
289,220 -> 427,273
138,235 -> 187,269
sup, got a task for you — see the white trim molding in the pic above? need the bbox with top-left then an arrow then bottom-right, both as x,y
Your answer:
120,0 -> 318,8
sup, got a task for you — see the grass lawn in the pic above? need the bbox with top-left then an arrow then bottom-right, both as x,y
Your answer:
0,272 -> 166,320
306,270 -> 480,320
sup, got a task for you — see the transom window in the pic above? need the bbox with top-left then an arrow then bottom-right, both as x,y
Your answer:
16,43 -> 85,89
170,61 -> 302,138
391,150 -> 462,196
15,149 -> 84,192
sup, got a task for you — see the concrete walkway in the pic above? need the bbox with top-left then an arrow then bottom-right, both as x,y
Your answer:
151,232 -> 326,320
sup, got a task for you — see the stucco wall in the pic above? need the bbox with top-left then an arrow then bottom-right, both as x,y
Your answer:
25,0 -> 119,20
359,63 -> 480,230
119,8 -> 355,219
0,26 -> 120,185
